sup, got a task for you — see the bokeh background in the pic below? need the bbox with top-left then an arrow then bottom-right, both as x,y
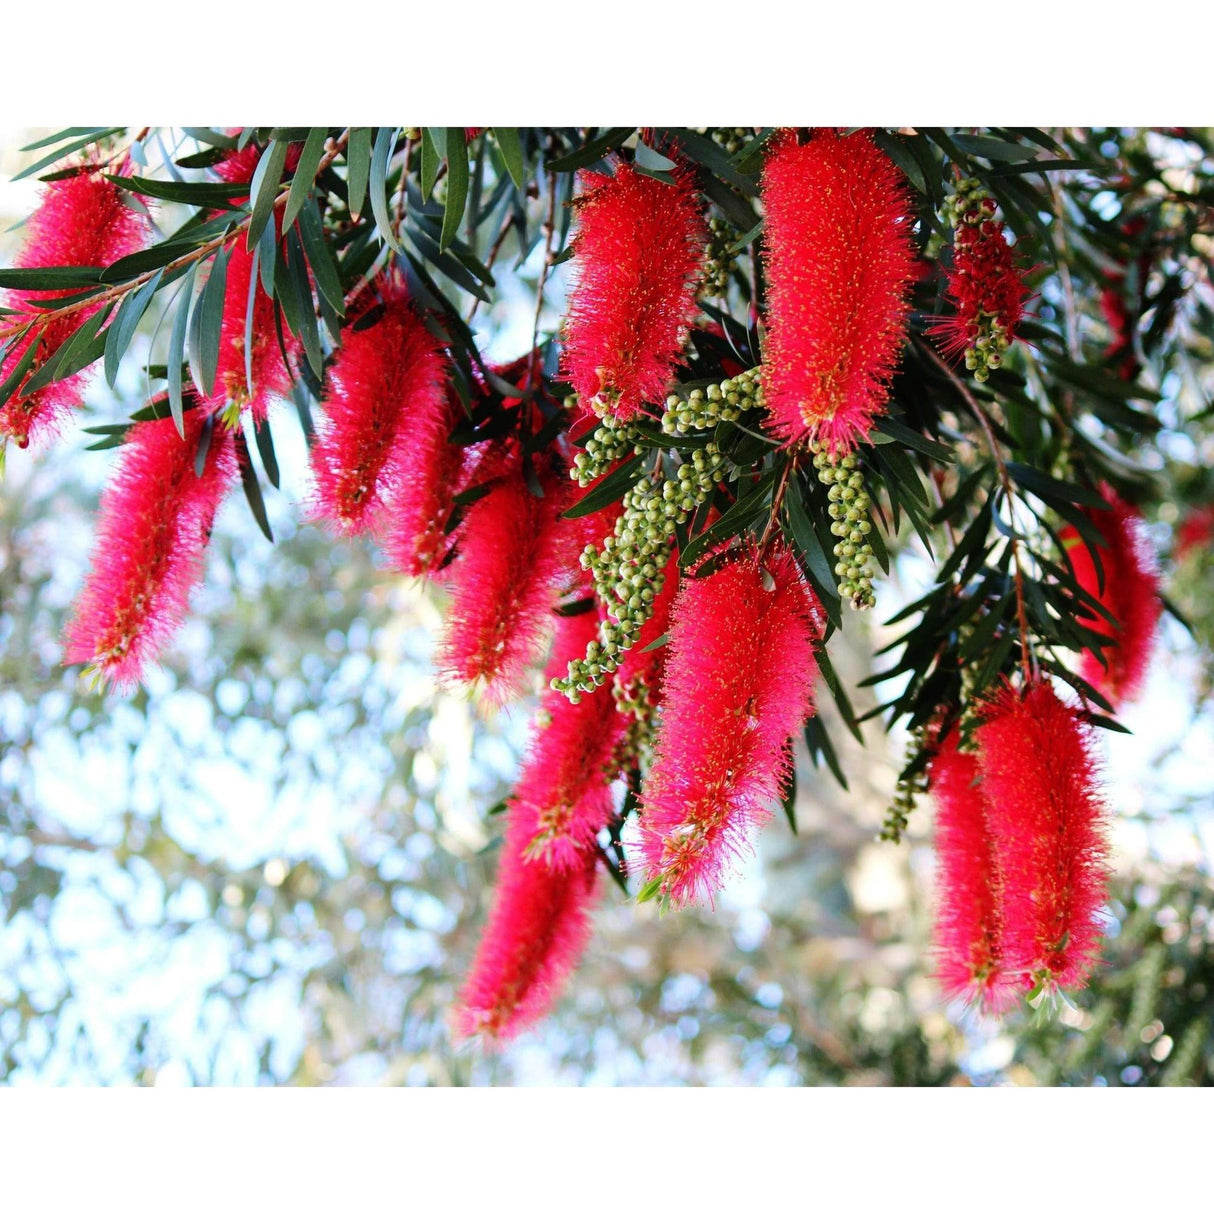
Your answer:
1,127 -> 1212,1086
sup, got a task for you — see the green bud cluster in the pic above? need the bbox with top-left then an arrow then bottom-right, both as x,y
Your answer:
812,440 -> 876,611
571,414 -> 642,487
661,366 -> 762,435
696,126 -> 751,155
880,724 -> 929,844
554,452 -> 727,700
942,177 -> 1012,384
700,215 -> 735,298
613,673 -> 657,767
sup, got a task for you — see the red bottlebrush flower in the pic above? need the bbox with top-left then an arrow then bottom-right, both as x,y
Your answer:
1175,503 -> 1214,562
634,541 -> 823,907
516,610 -> 627,871
439,453 -> 579,705
0,168 -> 151,448
207,242 -> 299,422
63,409 -> 238,691
561,162 -> 707,422
930,730 -> 1022,1013
760,128 -> 916,453
451,806 -> 599,1047
976,679 -> 1110,994
1099,284 -> 1138,381
309,279 -> 449,537
1059,485 -> 1161,706
929,189 -> 1029,381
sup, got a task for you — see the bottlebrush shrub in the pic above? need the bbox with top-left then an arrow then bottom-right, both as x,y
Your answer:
439,450 -> 579,705
759,127 -> 916,453
309,280 -> 448,536
0,167 -> 150,448
931,177 -> 1029,382
1059,485 -> 1161,706
63,410 -> 238,690
634,540 -> 823,907
976,679 -> 1110,996
930,729 -> 1022,1014
561,162 -> 707,421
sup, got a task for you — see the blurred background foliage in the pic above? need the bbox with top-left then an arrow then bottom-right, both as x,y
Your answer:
0,127 -> 1212,1085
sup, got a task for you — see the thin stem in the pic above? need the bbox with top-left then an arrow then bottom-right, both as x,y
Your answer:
922,340 -> 1034,686
467,213 -> 515,322
528,169 -> 558,384
760,452 -> 797,549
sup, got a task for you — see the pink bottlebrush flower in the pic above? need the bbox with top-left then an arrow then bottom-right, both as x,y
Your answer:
930,729 -> 1022,1014
309,279 -> 449,537
561,162 -> 707,422
63,409 -> 238,690
452,804 -> 600,1048
929,193 -> 1029,379
1,167 -> 151,448
439,452 -> 579,705
976,679 -> 1110,994
760,128 -> 916,453
1059,485 -> 1161,706
1175,503 -> 1214,562
516,609 -> 627,871
634,540 -> 823,907
208,241 -> 299,423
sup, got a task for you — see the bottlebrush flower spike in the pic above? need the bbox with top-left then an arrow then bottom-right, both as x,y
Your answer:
976,679 -> 1110,995
516,610 -> 627,871
1175,503 -> 1214,562
1059,485 -> 1161,706
310,280 -> 448,537
0,166 -> 151,448
760,128 -> 916,453
634,540 -> 823,907
930,177 -> 1029,383
930,729 -> 1022,1013
208,242 -> 299,423
63,409 -> 238,691
452,805 -> 599,1047
439,453 -> 579,705
562,162 -> 707,422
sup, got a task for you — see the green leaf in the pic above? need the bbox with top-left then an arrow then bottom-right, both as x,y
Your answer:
784,479 -> 839,601
253,414 -> 280,489
109,175 -> 247,210
346,127 -> 373,219
0,266 -> 103,290
561,455 -> 644,519
871,416 -> 955,463
14,129 -> 124,181
165,272 -> 195,438
181,127 -> 240,150
440,128 -> 469,252
192,246 -> 229,399
545,128 -> 635,173
0,332 -> 41,409
420,128 -> 441,200
104,268 -> 164,389
872,130 -> 928,195
369,127 -> 402,252
234,430 -> 274,542
281,127 -> 329,232
1006,462 -> 1108,510
781,764 -> 798,835
804,716 -> 849,791
21,126 -> 114,153
947,133 -> 1033,161
21,306 -> 112,394
246,139 -> 289,251
280,231 -> 323,378
297,196 -> 346,317
492,128 -> 526,189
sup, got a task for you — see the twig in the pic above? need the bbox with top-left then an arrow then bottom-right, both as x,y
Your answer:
923,340 -> 1034,685
760,453 -> 798,549
467,213 -> 515,322
527,169 -> 559,384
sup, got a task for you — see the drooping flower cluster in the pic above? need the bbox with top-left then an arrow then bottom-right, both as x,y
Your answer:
1059,484 -> 1161,707
561,162 -> 707,422
931,679 -> 1110,1010
63,409 -> 238,690
930,729 -> 1022,1013
309,279 -> 449,537
451,611 -> 617,1046
0,167 -> 150,448
439,449 -> 578,706
634,541 -> 823,907
760,127 -> 916,453
932,177 -> 1028,382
